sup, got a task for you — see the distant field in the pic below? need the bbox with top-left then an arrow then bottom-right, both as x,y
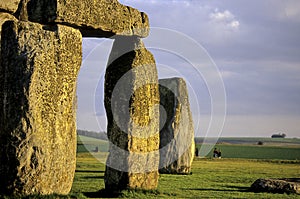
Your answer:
198,144 -> 300,160
78,135 -> 300,160
77,135 -> 109,153
195,137 -> 300,145
195,137 -> 300,160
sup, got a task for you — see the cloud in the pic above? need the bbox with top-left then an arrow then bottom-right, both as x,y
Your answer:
210,9 -> 234,22
228,20 -> 240,29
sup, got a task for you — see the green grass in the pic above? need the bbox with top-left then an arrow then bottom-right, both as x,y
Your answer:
2,154 -> 299,199
69,153 -> 300,198
199,144 -> 300,160
77,135 -> 109,153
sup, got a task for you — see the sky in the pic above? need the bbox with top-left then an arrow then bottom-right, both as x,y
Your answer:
77,0 -> 300,138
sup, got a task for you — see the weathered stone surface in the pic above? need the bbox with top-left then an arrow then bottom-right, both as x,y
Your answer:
250,178 -> 300,194
159,78 -> 195,174
0,12 -> 17,77
0,13 -> 17,36
0,20 -> 82,195
104,37 -> 160,191
18,0 -> 149,38
0,0 -> 21,14
0,13 -> 18,146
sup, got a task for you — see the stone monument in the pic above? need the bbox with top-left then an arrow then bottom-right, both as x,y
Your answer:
0,0 -> 157,195
159,78 -> 195,174
104,37 -> 160,190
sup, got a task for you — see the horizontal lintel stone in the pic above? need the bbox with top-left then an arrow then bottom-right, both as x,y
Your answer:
19,0 -> 149,38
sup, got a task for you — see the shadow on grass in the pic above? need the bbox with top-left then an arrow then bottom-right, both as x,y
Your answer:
75,170 -> 104,173
83,188 -> 165,198
181,185 -> 250,193
0,193 -> 83,199
82,176 -> 104,179
83,189 -> 123,198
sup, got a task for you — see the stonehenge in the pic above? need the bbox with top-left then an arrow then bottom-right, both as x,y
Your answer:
159,78 -> 195,174
0,0 -> 196,196
0,0 -> 154,195
0,18 -> 81,195
104,37 -> 160,190
250,178 -> 300,194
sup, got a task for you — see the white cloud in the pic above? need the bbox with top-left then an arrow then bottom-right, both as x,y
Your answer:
209,9 -> 240,30
210,9 -> 234,21
228,20 -> 240,29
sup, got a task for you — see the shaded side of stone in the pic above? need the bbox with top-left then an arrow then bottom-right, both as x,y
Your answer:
0,13 -> 17,113
104,37 -> 159,191
18,0 -> 149,37
0,0 -> 21,14
250,178 -> 300,194
159,78 -> 195,174
0,20 -> 82,195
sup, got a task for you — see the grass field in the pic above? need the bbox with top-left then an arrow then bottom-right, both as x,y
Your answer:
77,136 -> 109,153
70,153 -> 300,199
72,136 -> 300,198
199,144 -> 300,160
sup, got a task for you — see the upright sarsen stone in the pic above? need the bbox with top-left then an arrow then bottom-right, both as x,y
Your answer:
159,78 -> 195,174
104,37 -> 160,191
0,20 -> 82,195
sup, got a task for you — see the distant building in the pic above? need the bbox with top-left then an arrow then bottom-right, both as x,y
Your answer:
271,133 -> 286,138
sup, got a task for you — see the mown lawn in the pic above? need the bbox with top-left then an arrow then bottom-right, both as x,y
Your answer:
70,153 -> 300,199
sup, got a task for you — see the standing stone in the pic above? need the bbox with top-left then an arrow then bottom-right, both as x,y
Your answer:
0,0 -> 21,14
104,37 -> 160,191
159,78 -> 195,174
0,20 -> 82,195
20,0 -> 149,38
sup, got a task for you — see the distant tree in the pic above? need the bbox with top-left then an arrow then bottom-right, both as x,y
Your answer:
77,129 -> 108,140
271,133 -> 286,138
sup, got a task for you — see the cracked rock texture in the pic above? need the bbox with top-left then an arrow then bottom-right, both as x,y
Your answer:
159,78 -> 195,174
0,19 -> 82,195
16,0 -> 149,37
250,178 -> 300,194
0,0 -> 21,14
0,0 -> 154,195
104,37 -> 159,191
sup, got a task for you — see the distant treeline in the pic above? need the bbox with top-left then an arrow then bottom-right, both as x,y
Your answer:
77,129 -> 108,140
